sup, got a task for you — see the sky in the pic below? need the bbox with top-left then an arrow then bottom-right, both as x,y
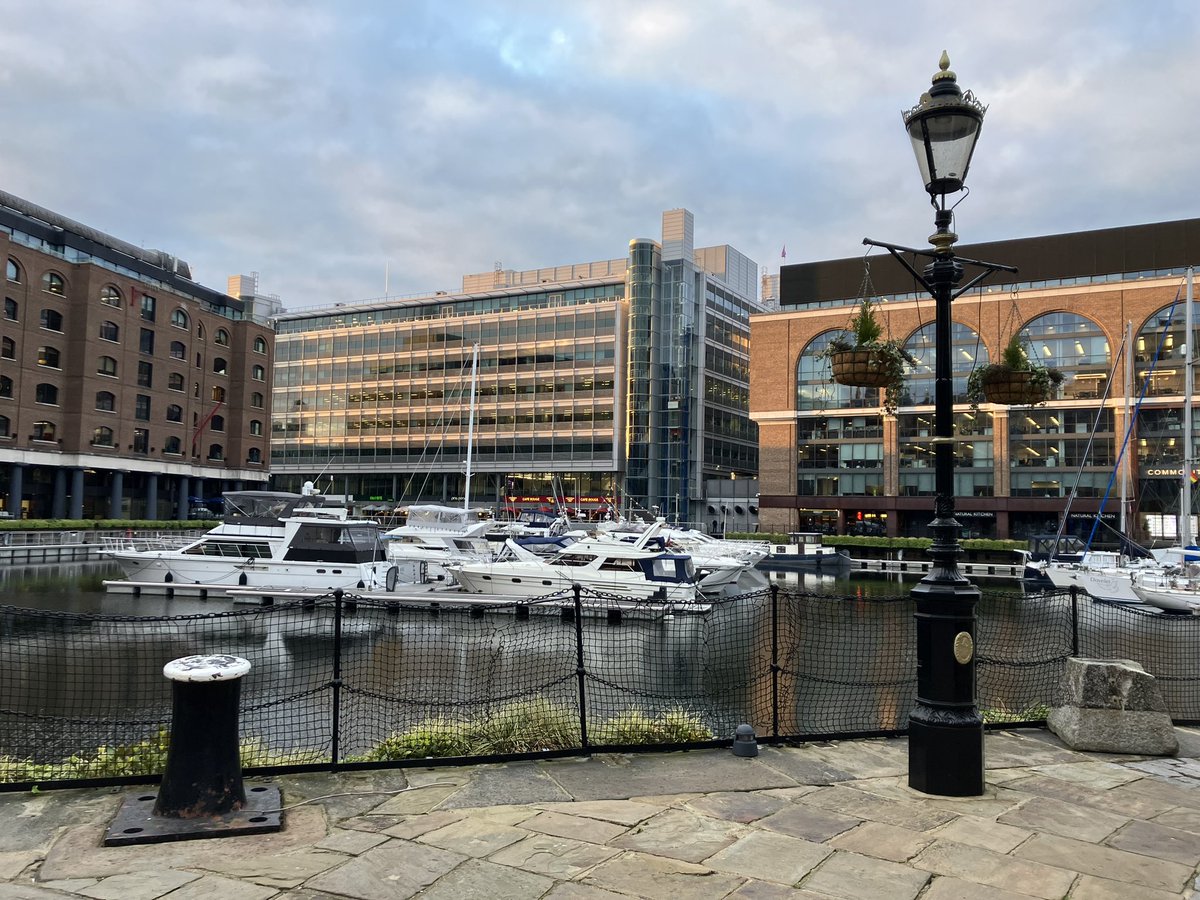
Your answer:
2,1 -> 1198,311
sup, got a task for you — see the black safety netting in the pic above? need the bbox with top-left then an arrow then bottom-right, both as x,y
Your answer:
4,584 -> 1200,787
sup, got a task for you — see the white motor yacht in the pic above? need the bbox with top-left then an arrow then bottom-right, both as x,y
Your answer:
382,505 -> 494,581
446,522 -> 701,602
104,485 -> 398,592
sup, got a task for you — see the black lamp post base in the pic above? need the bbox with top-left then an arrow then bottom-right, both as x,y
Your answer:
909,717 -> 985,796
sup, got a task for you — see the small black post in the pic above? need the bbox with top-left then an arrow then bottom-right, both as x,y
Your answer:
331,588 -> 344,767
1069,585 -> 1080,657
770,583 -> 780,738
155,655 -> 250,817
573,583 -> 589,750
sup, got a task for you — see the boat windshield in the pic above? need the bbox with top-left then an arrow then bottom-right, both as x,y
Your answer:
224,492 -> 305,522
404,505 -> 476,529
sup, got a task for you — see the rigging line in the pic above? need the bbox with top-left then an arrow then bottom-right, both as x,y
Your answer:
1084,280 -> 1186,552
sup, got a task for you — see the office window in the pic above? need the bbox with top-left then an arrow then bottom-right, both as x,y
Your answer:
166,403 -> 183,422
3,298 -> 15,320
135,394 -> 151,421
253,336 -> 267,354
137,361 -> 152,387
249,419 -> 263,436
133,428 -> 149,454
92,426 -> 114,447
215,328 -> 229,346
247,447 -> 262,463
250,392 -> 264,408
32,420 -> 56,441
211,414 -> 225,432
0,375 -> 11,398
0,337 -> 12,359
171,309 -> 188,329
168,372 -> 185,391
39,308 -> 63,331
139,328 -> 155,355
5,259 -> 20,283
164,436 -> 181,455
170,340 -> 186,359
100,285 -> 122,307
213,357 -> 227,375
98,356 -> 117,376
35,383 -> 59,405
99,320 -> 119,342
96,390 -> 115,411
42,272 -> 65,295
207,443 -> 224,460
37,346 -> 60,368
252,364 -> 265,381
140,293 -> 156,322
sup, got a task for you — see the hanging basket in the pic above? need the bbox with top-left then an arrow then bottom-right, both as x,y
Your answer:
980,368 -> 1048,405
829,349 -> 892,388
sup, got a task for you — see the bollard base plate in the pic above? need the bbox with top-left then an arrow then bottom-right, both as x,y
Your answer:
104,783 -> 282,846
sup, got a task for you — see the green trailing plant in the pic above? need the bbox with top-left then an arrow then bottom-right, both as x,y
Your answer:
822,298 -> 916,415
966,333 -> 1064,410
590,707 -> 714,745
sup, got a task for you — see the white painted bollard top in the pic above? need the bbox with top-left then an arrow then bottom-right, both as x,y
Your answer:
163,655 -> 252,682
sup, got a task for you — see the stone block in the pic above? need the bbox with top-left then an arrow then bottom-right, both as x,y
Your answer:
1047,658 -> 1178,756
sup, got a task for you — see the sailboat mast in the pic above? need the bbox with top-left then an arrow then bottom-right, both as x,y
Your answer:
1183,267 -> 1195,547
1122,320 -> 1132,536
464,343 -> 480,513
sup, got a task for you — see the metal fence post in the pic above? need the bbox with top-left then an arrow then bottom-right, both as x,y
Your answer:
770,583 -> 780,738
331,588 -> 344,767
573,583 -> 589,750
1069,586 -> 1080,658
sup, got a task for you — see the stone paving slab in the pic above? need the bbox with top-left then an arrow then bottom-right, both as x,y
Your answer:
912,839 -> 1078,900
997,795 -> 1130,842
754,804 -> 860,843
683,791 -> 788,824
799,849 -> 930,900
530,799 -> 664,826
488,832 -> 619,879
581,850 -> 746,899
926,814 -> 1031,854
827,821 -> 932,862
71,868 -> 199,900
610,808 -> 744,862
519,810 -> 631,843
439,761 -> 576,809
702,829 -> 831,885
410,857 -> 553,900
1013,832 -> 1194,893
545,750 -> 798,800
1103,817 -> 1200,866
304,840 -> 466,900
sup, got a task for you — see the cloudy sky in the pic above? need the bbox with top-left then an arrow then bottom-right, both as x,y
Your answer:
2,1 -> 1197,310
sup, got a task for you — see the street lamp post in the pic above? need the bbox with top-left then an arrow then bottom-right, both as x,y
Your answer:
865,53 -> 1015,797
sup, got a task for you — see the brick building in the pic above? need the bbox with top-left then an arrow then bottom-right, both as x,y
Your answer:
751,219 -> 1200,542
0,191 -> 271,519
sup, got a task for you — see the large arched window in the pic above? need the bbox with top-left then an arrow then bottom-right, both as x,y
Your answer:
171,308 -> 189,329
247,447 -> 262,463
100,285 -> 122,307
1019,311 -> 1111,401
99,320 -> 120,342
210,414 -> 225,432
1,337 -> 14,359
249,419 -> 263,436
252,364 -> 265,381
213,357 -> 228,375
35,383 -> 59,405
3,298 -> 16,320
98,356 -> 117,377
96,390 -> 116,411
0,375 -> 12,398
170,340 -> 186,359
92,426 -> 114,447
796,330 -> 881,411
904,321 -> 990,406
37,346 -> 60,368
207,443 -> 224,460
42,272 -> 65,295
214,328 -> 229,346
168,372 -> 185,391
164,436 -> 182,455
1135,301 -> 1192,397
253,335 -> 268,354
40,308 -> 63,331
250,392 -> 264,408
5,258 -> 20,282
32,420 -> 56,441
166,403 -> 183,422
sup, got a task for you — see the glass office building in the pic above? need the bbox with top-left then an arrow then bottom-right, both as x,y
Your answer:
271,210 -> 762,527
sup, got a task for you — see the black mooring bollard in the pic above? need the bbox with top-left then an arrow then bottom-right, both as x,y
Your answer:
155,654 -> 250,818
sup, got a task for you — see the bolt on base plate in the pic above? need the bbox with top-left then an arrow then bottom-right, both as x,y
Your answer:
103,783 -> 282,846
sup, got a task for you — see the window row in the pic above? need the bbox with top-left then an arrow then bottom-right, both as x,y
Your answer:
3,300 -> 64,331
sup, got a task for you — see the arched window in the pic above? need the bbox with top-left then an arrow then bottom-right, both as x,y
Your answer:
1,336 -> 14,359
92,426 -> 114,447
214,328 -> 229,346
213,357 -> 228,375
796,329 -> 882,411
193,381 -> 200,398
252,364 -> 265,381
100,285 -> 122,307
98,356 -> 117,376
164,436 -> 182,455
32,420 -> 56,441
0,375 -> 12,398
253,336 -> 267,354
171,308 -> 189,328
3,298 -> 16,320
197,322 -> 205,340
170,340 -> 186,359
247,447 -> 262,463
35,383 -> 59,405
249,419 -> 263,436
1019,311 -> 1110,401
211,414 -> 225,432
42,272 -> 65,295
96,390 -> 115,411
40,308 -> 63,331
166,404 -> 183,422
211,386 -> 226,402
903,321 -> 989,406
250,392 -> 264,408
99,320 -> 120,342
0,415 -> 9,437
168,372 -> 185,391
37,346 -> 60,368
207,443 -> 224,460
1135,302 -> 1193,397
5,258 -> 20,283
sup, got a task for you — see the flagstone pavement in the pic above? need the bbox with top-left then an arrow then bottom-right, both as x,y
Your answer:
4,728 -> 1200,899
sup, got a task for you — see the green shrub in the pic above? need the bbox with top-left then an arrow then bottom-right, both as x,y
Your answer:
357,718 -> 471,762
591,707 -> 713,745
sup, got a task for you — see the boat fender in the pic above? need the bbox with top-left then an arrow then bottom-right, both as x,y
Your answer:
386,566 -> 399,592
238,573 -> 248,586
